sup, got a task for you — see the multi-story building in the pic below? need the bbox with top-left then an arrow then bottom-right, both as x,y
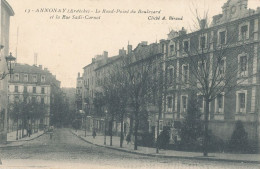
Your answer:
8,64 -> 60,132
160,0 -> 260,144
81,52 -> 108,130
0,0 -> 14,143
78,0 -> 259,145
76,72 -> 83,112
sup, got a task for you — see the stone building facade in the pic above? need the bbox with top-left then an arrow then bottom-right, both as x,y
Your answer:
0,0 -> 14,143
78,0 -> 260,145
8,64 -> 60,132
159,0 -> 260,143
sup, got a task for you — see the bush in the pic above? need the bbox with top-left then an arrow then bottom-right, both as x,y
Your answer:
229,120 -> 248,153
157,126 -> 170,149
72,119 -> 82,130
141,132 -> 154,147
178,94 -> 203,150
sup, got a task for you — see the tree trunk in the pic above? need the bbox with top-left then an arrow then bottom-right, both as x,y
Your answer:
129,113 -> 133,135
134,116 -> 139,150
110,114 -> 114,146
203,99 -> 210,157
22,120 -> 24,138
120,113 -> 124,148
16,118 -> 19,140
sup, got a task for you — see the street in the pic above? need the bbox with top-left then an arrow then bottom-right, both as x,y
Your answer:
0,128 -> 259,169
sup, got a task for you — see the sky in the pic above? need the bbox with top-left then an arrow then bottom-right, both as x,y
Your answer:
7,0 -> 260,88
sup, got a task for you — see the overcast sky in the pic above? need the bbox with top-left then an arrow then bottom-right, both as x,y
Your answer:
7,0 -> 260,88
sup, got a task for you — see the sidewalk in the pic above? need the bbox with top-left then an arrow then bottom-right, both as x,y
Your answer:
72,129 -> 260,164
0,130 -> 45,148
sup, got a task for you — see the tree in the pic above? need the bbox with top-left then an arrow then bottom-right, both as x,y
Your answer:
171,18 -> 256,156
124,43 -> 160,150
179,92 -> 203,149
229,120 -> 248,153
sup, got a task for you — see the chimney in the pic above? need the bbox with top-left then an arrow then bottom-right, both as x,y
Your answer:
127,44 -> 132,54
78,72 -> 80,78
141,41 -> 148,46
119,48 -> 126,56
199,19 -> 207,30
103,51 -> 108,58
179,27 -> 187,36
92,58 -> 95,63
39,65 -> 42,69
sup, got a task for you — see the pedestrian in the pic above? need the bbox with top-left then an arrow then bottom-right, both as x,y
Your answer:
92,129 -> 96,139
28,125 -> 31,137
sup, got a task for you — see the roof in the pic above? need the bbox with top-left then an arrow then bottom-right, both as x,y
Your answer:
2,0 -> 14,16
94,55 -> 121,71
13,63 -> 50,74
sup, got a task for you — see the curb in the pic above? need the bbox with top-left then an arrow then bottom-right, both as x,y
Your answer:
5,132 -> 45,144
71,130 -> 260,164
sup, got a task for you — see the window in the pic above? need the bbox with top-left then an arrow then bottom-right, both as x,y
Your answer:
41,75 -> 46,82
181,95 -> 188,112
168,67 -> 174,85
14,96 -> 19,102
32,97 -> 36,103
198,61 -> 206,74
33,87 -> 36,93
240,56 -> 247,72
239,93 -> 245,109
15,86 -> 18,92
198,95 -> 204,109
32,75 -> 37,82
183,40 -> 189,52
200,35 -> 206,49
240,25 -> 248,40
217,94 -> 223,109
14,74 -> 19,81
236,90 -> 247,113
167,96 -> 173,109
219,31 -> 226,45
24,86 -> 28,93
24,74 -> 28,82
182,65 -> 189,83
41,87 -> 45,94
41,97 -> 45,104
161,44 -> 165,53
170,44 -> 174,52
218,58 -> 226,75
159,120 -> 163,130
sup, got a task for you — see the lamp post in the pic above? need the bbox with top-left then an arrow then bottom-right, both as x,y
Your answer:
0,52 -> 16,80
104,109 -> 107,145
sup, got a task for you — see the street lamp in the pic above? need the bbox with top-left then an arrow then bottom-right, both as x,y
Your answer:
104,109 -> 107,145
0,52 -> 16,80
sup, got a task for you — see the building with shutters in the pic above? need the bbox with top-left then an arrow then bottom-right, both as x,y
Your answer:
8,63 -> 60,133
159,0 -> 260,144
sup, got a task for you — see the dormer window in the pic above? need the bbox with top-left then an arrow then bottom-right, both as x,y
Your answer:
24,74 -> 28,82
41,75 -> 46,82
239,22 -> 249,41
183,40 -> 190,52
161,44 -> 165,53
32,75 -> 37,82
169,44 -> 175,56
14,74 -> 19,81
199,34 -> 207,49
218,28 -> 227,45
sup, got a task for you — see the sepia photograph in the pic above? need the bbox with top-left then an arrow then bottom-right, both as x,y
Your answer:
0,0 -> 259,168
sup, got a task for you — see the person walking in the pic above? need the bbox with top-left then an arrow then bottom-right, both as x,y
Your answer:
92,129 -> 96,139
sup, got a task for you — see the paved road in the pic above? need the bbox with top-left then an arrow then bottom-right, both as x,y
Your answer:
0,128 -> 259,169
